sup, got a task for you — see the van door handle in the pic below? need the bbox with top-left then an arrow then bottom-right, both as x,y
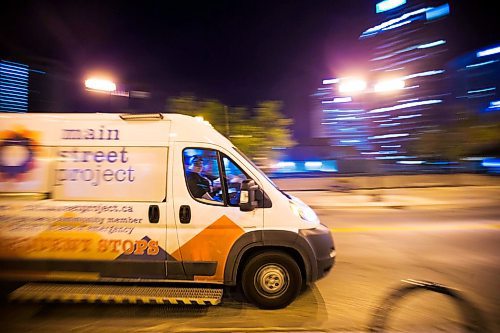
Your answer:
179,205 -> 191,224
148,205 -> 160,223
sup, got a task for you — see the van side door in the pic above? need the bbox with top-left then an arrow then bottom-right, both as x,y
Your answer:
170,144 -> 264,283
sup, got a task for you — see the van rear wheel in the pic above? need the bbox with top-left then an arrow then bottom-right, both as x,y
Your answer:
241,251 -> 302,309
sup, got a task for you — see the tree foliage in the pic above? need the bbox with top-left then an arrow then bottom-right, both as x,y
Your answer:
409,114 -> 500,161
166,95 -> 295,164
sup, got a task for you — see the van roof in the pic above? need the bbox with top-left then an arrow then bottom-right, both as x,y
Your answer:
0,112 -> 233,147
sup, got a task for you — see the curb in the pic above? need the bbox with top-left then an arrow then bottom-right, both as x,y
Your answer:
309,202 -> 497,210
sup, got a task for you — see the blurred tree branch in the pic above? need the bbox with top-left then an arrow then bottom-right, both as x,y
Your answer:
409,113 -> 500,161
166,95 -> 296,164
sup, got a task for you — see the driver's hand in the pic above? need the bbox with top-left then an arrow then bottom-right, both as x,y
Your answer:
212,178 -> 221,189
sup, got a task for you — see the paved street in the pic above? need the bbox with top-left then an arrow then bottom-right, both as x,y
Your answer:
287,185 -> 500,210
1,187 -> 499,332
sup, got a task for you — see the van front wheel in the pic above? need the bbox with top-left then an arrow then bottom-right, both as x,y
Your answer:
241,251 -> 302,309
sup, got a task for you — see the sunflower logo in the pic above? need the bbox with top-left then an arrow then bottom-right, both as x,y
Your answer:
0,127 -> 41,181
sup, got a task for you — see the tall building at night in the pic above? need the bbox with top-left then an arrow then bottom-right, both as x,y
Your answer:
0,60 -> 29,112
0,57 -> 147,114
0,59 -> 49,113
315,0 -> 453,164
447,44 -> 500,119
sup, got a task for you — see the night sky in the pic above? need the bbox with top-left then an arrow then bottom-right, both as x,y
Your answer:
1,0 -> 498,140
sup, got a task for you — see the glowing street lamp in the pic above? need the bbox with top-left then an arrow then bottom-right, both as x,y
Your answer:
338,78 -> 367,94
374,78 -> 405,92
84,78 -> 117,93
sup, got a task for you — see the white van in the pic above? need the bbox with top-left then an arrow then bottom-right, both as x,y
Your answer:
0,112 -> 335,309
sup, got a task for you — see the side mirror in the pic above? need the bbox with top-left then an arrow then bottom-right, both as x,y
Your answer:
239,179 -> 259,211
255,188 -> 272,208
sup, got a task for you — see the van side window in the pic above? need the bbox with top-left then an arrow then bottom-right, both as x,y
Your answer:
222,155 -> 248,206
183,148 -> 223,205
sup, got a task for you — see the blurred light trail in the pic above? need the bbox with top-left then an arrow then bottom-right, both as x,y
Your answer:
393,113 -> 422,119
275,161 -> 296,168
374,78 -> 405,92
397,160 -> 424,165
401,69 -> 445,80
372,40 -> 446,61
382,20 -> 412,31
403,85 -> 420,90
313,91 -> 330,96
373,55 -> 427,71
271,160 -> 338,173
321,96 -> 353,103
322,78 -> 340,84
482,159 -> 500,168
84,78 -> 116,92
369,133 -> 409,139
477,46 -> 500,57
130,90 -> 151,99
333,97 -> 352,103
375,155 -> 414,159
379,122 -> 401,127
360,7 -> 429,38
425,3 -> 450,21
486,100 -> 500,111
304,161 -> 323,169
397,98 -> 420,103
466,60 -> 498,69
361,150 -> 399,155
367,99 -> 442,113
467,87 -> 495,94
331,116 -> 358,121
386,67 -> 405,72
376,0 -> 406,13
324,109 -> 364,113
462,157 -> 489,161
418,40 -> 446,49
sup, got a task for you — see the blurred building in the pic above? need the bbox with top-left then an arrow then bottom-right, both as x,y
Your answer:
1,57 -> 84,113
313,0 -> 453,168
446,45 -> 500,121
0,57 -> 157,114
1,60 -> 32,112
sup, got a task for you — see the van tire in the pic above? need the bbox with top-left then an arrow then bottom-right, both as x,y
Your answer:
241,251 -> 302,309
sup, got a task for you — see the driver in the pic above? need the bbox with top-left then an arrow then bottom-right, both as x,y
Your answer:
186,155 -> 220,201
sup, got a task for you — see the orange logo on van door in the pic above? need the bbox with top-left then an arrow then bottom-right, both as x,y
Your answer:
171,215 -> 244,282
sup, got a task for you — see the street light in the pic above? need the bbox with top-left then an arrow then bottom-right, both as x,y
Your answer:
84,78 -> 116,93
84,77 -> 118,112
338,78 -> 367,94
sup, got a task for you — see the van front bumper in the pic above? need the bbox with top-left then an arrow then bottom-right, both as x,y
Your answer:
298,224 -> 336,281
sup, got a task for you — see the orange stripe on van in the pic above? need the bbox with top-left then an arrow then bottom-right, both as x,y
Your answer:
171,215 -> 244,282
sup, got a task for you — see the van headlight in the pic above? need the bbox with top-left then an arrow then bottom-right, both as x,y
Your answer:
289,197 -> 319,223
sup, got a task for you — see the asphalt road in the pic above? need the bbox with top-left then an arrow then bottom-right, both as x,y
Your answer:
1,203 -> 499,332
